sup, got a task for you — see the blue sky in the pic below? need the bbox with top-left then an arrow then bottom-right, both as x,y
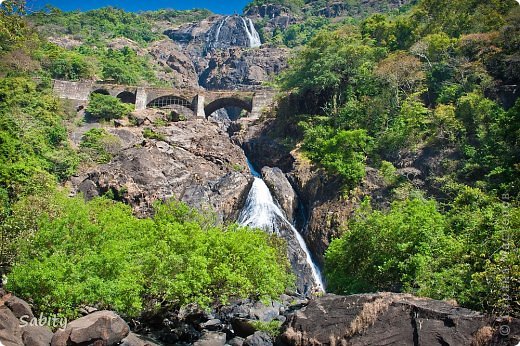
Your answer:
25,0 -> 251,14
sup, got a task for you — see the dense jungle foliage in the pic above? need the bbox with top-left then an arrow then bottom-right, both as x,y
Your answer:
276,0 -> 519,316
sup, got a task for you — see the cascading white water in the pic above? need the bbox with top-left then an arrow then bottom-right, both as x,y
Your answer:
240,17 -> 262,48
238,162 -> 325,293
214,16 -> 229,43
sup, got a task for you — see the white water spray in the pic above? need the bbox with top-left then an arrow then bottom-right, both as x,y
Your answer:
240,17 -> 262,48
238,162 -> 325,293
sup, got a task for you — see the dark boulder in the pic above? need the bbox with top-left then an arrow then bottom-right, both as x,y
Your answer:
244,331 -> 273,346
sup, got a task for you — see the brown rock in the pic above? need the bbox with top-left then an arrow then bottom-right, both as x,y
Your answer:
22,325 -> 53,346
119,332 -> 160,346
5,295 -> 34,319
0,305 -> 23,346
73,119 -> 252,221
51,311 -> 129,346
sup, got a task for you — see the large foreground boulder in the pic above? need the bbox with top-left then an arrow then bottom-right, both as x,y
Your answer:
280,293 -> 519,346
22,326 -> 53,346
0,305 -> 23,346
51,310 -> 129,346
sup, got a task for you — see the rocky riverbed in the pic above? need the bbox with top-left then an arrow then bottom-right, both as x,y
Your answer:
2,289 -> 518,346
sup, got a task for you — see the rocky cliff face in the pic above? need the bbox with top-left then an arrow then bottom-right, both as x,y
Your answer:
199,47 -> 289,90
72,115 -> 252,221
162,14 -> 289,91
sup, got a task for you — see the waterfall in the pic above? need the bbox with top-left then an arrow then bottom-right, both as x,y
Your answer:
240,17 -> 262,48
238,161 -> 325,294
214,16 -> 229,44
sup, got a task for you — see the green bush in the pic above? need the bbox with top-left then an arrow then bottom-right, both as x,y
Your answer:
6,193 -> 294,319
300,123 -> 373,188
325,197 -> 448,294
80,128 -> 120,164
325,191 -> 519,315
86,93 -> 133,121
143,128 -> 166,141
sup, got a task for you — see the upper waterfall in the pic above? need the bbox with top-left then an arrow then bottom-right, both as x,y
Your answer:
206,15 -> 262,49
241,17 -> 262,48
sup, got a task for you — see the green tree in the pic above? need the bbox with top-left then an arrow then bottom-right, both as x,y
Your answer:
6,193 -> 294,319
301,124 -> 373,188
325,197 -> 449,294
86,93 -> 133,120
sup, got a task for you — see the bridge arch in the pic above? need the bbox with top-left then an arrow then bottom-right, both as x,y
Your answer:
92,88 -> 110,96
147,95 -> 194,110
204,97 -> 252,118
117,91 -> 136,104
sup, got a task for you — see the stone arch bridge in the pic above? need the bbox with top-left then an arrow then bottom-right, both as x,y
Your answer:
51,80 -> 276,119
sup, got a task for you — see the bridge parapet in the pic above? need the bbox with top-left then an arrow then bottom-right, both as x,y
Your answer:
51,80 -> 275,119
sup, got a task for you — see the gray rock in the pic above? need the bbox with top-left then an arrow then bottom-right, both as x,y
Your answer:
249,301 -> 279,323
193,331 -> 226,346
0,305 -> 23,346
5,295 -> 33,319
51,310 -> 129,346
243,331 -> 272,346
227,336 -> 245,346
73,119 -> 252,221
120,332 -> 160,346
261,166 -> 298,222
281,293 -> 520,346
21,325 -> 53,346
200,319 -> 222,331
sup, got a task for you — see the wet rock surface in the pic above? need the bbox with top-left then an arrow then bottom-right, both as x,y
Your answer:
261,166 -> 298,223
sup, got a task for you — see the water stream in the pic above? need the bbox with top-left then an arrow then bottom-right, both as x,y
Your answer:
214,16 -> 229,43
238,160 -> 325,294
240,17 -> 262,48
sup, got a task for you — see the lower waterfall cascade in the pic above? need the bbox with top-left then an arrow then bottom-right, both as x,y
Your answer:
238,160 -> 325,294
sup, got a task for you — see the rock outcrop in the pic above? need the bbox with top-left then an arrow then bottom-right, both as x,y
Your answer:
147,39 -> 200,89
261,166 -> 298,222
281,293 -> 520,346
73,118 -> 252,220
163,14 -> 289,91
199,47 -> 288,90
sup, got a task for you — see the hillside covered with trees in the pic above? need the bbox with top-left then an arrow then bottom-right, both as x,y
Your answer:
0,0 -> 518,337
275,0 -> 519,316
